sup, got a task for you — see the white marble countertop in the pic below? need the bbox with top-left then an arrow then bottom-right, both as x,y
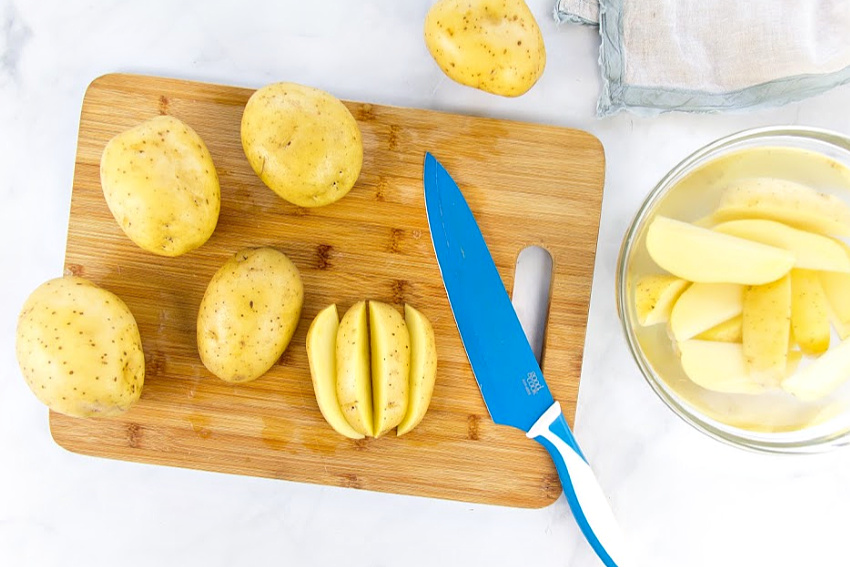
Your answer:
3,1 -> 850,566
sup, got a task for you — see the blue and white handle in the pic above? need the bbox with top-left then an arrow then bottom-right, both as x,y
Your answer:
527,401 -> 631,567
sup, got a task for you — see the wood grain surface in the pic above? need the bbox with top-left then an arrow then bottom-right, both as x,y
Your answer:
50,73 -> 605,508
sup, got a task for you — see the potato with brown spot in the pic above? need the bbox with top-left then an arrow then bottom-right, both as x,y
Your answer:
15,276 -> 145,418
197,247 -> 304,383
424,0 -> 546,97
100,115 -> 220,256
241,82 -> 363,207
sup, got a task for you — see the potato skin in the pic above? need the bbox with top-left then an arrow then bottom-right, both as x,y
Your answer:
424,0 -> 546,97
15,276 -> 145,418
240,82 -> 363,208
197,247 -> 304,383
100,115 -> 220,257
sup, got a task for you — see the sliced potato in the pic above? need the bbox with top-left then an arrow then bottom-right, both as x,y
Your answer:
336,301 -> 374,437
713,219 -> 850,272
646,216 -> 795,285
820,271 -> 850,339
424,0 -> 546,97
711,177 -> 850,236
679,341 -> 769,394
397,305 -> 438,436
634,275 -> 689,326
782,336 -> 850,402
369,301 -> 410,438
742,275 -> 792,384
306,304 -> 365,439
790,270 -> 830,356
669,283 -> 744,342
695,314 -> 743,343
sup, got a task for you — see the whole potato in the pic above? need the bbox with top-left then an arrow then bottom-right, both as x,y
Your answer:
424,0 -> 546,97
241,82 -> 363,208
15,276 -> 145,418
100,115 -> 221,257
197,247 -> 304,383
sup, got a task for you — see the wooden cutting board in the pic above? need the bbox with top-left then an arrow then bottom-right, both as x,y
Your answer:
51,73 -> 605,509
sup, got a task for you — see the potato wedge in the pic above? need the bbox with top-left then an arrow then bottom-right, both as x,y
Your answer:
790,270 -> 830,356
679,340 -> 801,394
646,216 -> 795,285
694,314 -> 743,343
369,301 -> 410,438
669,283 -> 744,342
782,336 -> 850,402
713,219 -> 850,272
397,305 -> 438,436
712,177 -> 850,236
820,271 -> 850,339
424,0 -> 546,97
336,301 -> 374,437
306,305 -> 365,439
742,275 -> 792,384
634,275 -> 689,326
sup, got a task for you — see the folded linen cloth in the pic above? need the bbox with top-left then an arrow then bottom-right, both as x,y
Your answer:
554,0 -> 850,116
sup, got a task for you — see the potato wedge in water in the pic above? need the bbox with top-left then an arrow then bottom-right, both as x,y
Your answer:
197,248 -> 303,383
695,314 -> 743,343
424,0 -> 546,97
680,340 -> 800,395
100,115 -> 220,256
634,274 -> 689,326
336,301 -> 373,437
782,336 -> 850,402
306,305 -> 365,439
712,177 -> 850,237
15,276 -> 144,418
669,283 -> 744,342
369,301 -> 410,438
646,216 -> 795,285
713,219 -> 850,272
742,275 -> 791,384
790,270 -> 830,356
820,271 -> 850,340
397,305 -> 438,436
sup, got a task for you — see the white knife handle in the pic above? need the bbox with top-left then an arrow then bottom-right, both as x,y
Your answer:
527,402 -> 632,567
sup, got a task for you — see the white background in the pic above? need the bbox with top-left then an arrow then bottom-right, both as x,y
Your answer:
3,1 -> 850,566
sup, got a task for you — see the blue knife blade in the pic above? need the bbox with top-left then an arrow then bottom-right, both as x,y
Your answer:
423,153 -> 631,567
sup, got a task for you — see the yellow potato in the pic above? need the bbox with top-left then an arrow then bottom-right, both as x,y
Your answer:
820,270 -> 850,339
669,283 -> 743,342
713,219 -> 850,273
100,115 -> 220,256
695,314 -> 743,343
15,276 -> 144,418
790,269 -> 830,356
634,274 -> 689,326
369,301 -> 410,438
742,274 -> 791,384
646,216 -> 795,285
306,305 -> 365,439
197,247 -> 303,383
241,82 -> 363,208
397,305 -> 438,436
336,301 -> 374,436
711,177 -> 850,236
424,0 -> 546,97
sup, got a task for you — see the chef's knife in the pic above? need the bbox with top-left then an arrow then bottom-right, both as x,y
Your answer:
423,153 -> 630,567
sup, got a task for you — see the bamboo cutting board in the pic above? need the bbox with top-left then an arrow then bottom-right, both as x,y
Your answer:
51,73 -> 605,509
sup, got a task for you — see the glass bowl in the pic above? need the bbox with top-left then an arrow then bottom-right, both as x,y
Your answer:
617,126 -> 850,453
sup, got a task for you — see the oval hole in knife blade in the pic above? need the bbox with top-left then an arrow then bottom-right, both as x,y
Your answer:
511,245 -> 553,367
